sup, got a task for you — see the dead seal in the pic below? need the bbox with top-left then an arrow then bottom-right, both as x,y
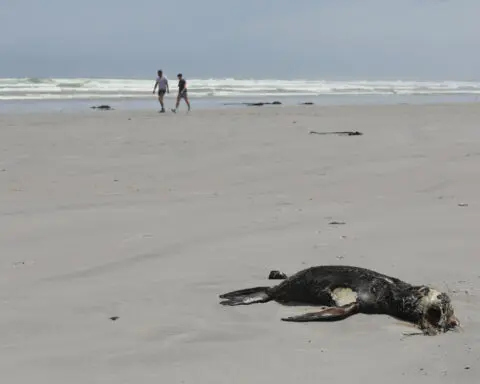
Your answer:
219,265 -> 460,336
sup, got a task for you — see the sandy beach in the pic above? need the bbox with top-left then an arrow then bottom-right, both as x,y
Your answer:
1,103 -> 479,383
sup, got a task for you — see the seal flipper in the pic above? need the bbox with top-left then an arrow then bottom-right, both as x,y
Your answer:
268,270 -> 288,280
281,303 -> 360,322
219,286 -> 271,306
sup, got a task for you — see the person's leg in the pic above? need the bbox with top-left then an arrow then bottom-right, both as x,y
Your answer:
185,94 -> 191,111
174,94 -> 181,110
158,90 -> 165,112
157,94 -> 162,110
171,94 -> 181,113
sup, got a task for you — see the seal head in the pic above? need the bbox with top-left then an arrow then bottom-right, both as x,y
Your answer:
404,286 -> 460,335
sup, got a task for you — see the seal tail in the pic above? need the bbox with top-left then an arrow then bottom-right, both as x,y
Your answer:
219,286 -> 271,306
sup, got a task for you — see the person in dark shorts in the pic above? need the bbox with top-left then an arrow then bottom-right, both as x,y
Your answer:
171,73 -> 191,113
152,70 -> 169,112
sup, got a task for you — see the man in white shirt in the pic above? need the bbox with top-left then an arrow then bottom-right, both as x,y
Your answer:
152,70 -> 169,113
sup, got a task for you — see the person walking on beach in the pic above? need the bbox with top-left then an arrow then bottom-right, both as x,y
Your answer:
171,73 -> 191,113
152,70 -> 169,113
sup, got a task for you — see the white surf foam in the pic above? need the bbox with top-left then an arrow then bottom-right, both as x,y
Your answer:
1,77 -> 480,101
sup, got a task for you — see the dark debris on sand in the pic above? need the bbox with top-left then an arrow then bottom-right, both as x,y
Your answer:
91,105 -> 114,110
309,130 -> 363,136
223,101 -> 282,107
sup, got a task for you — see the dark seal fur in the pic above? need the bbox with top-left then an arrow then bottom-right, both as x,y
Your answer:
219,265 -> 460,336
268,270 -> 288,280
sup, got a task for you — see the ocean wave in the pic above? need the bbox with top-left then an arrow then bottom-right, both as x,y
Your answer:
1,77 -> 480,101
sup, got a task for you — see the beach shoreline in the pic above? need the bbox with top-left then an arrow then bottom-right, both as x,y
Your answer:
1,93 -> 480,115
1,102 -> 479,383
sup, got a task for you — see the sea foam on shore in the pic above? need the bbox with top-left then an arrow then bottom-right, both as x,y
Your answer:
2,77 -> 480,101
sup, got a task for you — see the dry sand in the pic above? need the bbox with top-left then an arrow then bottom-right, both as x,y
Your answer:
0,103 -> 479,383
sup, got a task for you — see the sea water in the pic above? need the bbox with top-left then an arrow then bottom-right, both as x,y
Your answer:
1,77 -> 480,113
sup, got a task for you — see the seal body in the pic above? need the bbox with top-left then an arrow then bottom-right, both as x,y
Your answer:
219,265 -> 460,335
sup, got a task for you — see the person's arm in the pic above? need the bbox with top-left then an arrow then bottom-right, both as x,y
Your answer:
166,79 -> 169,93
152,80 -> 158,94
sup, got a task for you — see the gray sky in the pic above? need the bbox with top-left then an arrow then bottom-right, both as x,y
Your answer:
1,0 -> 478,79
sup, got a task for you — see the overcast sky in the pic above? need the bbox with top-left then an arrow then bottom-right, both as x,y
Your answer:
1,0 -> 478,79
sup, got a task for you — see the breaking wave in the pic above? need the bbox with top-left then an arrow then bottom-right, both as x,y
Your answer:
2,77 -> 480,101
